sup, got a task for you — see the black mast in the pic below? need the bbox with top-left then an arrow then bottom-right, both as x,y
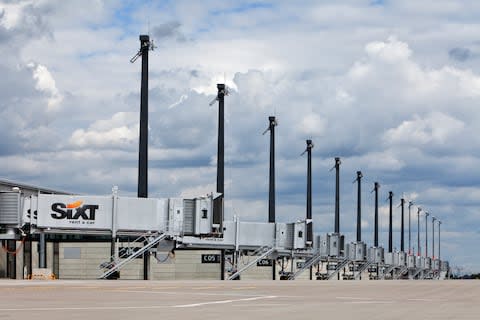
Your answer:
408,201 -> 413,255
263,116 -> 277,223
137,35 -> 150,199
374,182 -> 380,247
214,84 -> 226,280
132,35 -> 153,280
302,140 -> 314,244
212,83 -> 226,229
388,191 -> 393,253
334,157 -> 341,234
355,171 -> 363,242
400,198 -> 405,252
263,116 -> 277,280
417,207 -> 422,256
425,212 -> 429,258
216,84 -> 225,198
432,216 -> 436,259
438,220 -> 441,259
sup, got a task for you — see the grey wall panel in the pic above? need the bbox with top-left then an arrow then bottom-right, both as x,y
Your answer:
117,197 -> 163,232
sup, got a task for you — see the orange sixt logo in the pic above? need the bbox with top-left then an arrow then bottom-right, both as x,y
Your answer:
51,200 -> 99,221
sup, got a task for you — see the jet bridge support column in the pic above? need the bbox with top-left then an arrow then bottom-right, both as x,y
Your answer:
6,240 -> 16,279
39,232 -> 46,269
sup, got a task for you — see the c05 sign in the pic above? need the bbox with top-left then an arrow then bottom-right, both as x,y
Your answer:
201,254 -> 220,263
257,259 -> 273,267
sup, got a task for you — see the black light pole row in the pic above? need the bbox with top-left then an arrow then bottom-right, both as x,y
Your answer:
410,206 -> 444,260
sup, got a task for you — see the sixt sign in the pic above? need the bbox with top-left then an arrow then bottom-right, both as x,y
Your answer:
51,201 -> 99,223
37,194 -> 113,230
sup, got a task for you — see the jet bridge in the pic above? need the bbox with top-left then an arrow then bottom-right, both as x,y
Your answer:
14,192 -> 217,238
0,189 -> 308,279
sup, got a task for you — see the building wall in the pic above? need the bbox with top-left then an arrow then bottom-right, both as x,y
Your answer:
1,239 -> 375,281
57,242 -> 222,280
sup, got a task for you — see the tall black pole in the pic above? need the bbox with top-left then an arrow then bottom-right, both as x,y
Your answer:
417,208 -> 422,256
267,117 -> 276,223
137,35 -> 151,280
432,216 -> 436,259
215,84 -> 226,280
356,171 -> 363,242
138,35 -> 150,199
216,84 -> 225,197
408,201 -> 413,255
438,220 -> 441,259
305,140 -> 314,243
400,198 -> 405,252
388,191 -> 393,253
264,116 -> 277,280
374,182 -> 380,247
334,157 -> 341,234
425,212 -> 429,258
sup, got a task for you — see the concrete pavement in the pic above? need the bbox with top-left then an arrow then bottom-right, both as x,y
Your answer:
0,280 -> 478,319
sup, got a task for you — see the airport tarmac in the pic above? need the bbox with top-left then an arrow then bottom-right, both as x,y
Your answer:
0,280 -> 478,320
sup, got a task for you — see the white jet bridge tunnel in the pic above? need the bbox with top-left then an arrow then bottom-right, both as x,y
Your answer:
0,188 -> 308,279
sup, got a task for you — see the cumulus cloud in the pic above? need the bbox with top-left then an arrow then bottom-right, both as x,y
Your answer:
345,37 -> 480,102
383,112 -> 465,146
28,62 -> 63,111
365,36 -> 412,62
69,112 -> 139,148
297,113 -> 326,137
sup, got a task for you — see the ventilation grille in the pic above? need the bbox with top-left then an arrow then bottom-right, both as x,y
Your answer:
0,192 -> 20,225
183,199 -> 196,235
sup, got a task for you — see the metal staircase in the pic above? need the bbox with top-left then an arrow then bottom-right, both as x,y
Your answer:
394,266 -> 408,279
227,246 -> 276,280
99,233 -> 168,279
288,251 -> 324,280
354,261 -> 373,280
328,258 -> 349,280
380,265 -> 396,280
410,267 -> 424,280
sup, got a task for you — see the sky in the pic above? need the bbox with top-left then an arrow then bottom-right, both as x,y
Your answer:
1,0 -> 480,274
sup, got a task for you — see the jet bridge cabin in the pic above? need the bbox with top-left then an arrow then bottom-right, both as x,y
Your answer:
0,191 -> 219,239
